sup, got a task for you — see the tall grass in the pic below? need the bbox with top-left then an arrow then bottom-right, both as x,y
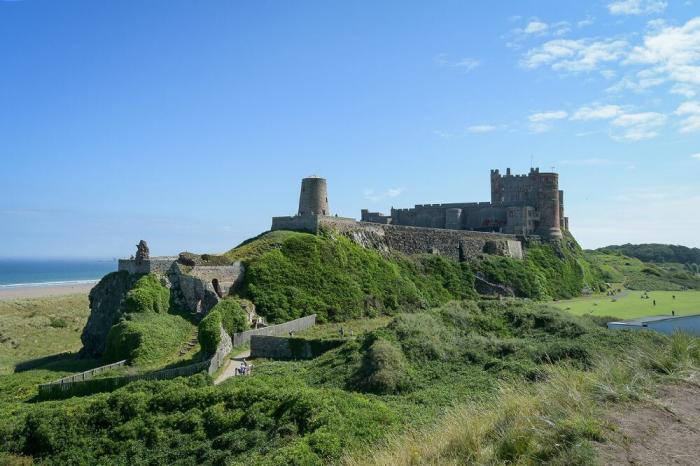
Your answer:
344,331 -> 699,466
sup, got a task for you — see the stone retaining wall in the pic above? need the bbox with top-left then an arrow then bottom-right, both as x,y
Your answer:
250,335 -> 344,360
232,314 -> 317,347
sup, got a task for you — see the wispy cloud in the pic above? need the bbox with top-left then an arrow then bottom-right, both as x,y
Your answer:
524,20 -> 549,35
611,111 -> 667,140
607,0 -> 667,16
364,187 -> 405,203
521,38 -> 628,72
434,53 -> 480,73
467,124 -> 497,133
674,100 -> 700,132
691,153 -> 700,160
571,104 -> 623,120
528,110 -> 567,133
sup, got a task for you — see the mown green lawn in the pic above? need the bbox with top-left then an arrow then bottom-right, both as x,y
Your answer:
552,290 -> 700,320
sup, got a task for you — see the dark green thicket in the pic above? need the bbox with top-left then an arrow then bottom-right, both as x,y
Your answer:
198,298 -> 249,354
1,374 -> 396,466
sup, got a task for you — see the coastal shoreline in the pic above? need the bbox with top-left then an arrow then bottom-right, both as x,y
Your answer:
0,282 -> 95,300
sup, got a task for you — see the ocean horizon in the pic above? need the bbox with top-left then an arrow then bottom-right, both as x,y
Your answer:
0,258 -> 117,288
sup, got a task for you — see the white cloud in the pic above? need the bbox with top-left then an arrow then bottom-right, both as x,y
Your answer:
435,54 -> 480,72
670,83 -> 697,97
529,110 -> 568,122
571,104 -> 622,120
607,0 -> 667,16
577,17 -> 595,28
524,20 -> 548,34
626,17 -> 700,86
364,188 -> 405,203
528,110 -> 567,133
467,124 -> 497,133
674,100 -> 700,132
521,38 -> 628,72
691,153 -> 700,160
611,111 -> 667,140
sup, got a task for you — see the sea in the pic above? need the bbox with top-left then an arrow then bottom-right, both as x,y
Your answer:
0,259 -> 118,288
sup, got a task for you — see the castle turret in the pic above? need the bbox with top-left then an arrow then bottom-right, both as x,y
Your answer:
534,171 -> 563,239
298,176 -> 329,216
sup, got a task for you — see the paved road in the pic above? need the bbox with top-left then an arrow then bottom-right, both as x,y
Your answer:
213,349 -> 251,385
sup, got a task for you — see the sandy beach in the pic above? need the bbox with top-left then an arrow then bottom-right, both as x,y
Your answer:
0,282 -> 95,301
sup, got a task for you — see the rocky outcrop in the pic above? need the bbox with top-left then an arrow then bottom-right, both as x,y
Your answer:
80,271 -> 135,357
474,274 -> 515,297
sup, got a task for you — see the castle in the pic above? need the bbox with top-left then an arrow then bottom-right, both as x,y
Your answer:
362,168 -> 567,239
272,168 -> 567,240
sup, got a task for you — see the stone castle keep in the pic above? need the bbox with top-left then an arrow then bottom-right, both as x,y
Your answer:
361,168 -> 568,239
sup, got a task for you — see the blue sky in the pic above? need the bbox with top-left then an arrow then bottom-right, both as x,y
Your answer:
1,0 -> 699,258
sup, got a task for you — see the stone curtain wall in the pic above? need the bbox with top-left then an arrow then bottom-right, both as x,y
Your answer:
117,257 -> 179,275
318,217 -> 525,261
232,314 -> 317,347
250,335 -> 344,360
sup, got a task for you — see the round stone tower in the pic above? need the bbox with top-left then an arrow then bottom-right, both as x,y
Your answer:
535,172 -> 563,239
298,176 -> 329,216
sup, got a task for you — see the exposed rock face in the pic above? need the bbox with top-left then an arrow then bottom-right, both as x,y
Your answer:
80,272 -> 135,357
474,274 -> 515,297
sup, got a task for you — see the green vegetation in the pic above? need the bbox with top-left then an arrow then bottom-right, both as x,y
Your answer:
198,298 -> 249,354
0,298 -> 694,465
0,295 -> 90,375
346,332 -> 699,466
101,273 -> 197,368
476,234 -> 605,299
553,290 -> 700,319
586,249 -> 700,290
123,274 -> 170,314
240,232 -> 477,323
231,230 -> 601,324
104,313 -> 194,367
599,243 -> 700,266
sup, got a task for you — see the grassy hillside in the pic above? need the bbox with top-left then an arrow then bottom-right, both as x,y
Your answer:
0,299 -> 689,465
226,230 -> 603,324
585,250 -> 700,290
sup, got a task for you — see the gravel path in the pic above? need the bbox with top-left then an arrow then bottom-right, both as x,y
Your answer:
213,349 -> 251,385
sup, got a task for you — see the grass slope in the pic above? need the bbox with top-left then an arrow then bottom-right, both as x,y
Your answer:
0,295 -> 90,375
586,250 -> 700,290
553,290 -> 700,320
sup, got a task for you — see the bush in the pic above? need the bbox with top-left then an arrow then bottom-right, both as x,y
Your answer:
198,311 -> 222,355
197,298 -> 249,354
123,274 -> 169,314
351,338 -> 411,394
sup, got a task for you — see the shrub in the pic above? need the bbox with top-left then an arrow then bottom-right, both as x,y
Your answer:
123,274 -> 169,314
351,338 -> 411,394
198,311 -> 222,355
197,298 -> 250,354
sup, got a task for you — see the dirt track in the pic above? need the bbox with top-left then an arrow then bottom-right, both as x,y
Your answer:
596,381 -> 700,465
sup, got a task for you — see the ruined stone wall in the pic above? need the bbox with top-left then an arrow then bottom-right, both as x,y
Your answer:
118,258 -> 179,275
318,217 -> 524,260
271,215 -> 321,233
